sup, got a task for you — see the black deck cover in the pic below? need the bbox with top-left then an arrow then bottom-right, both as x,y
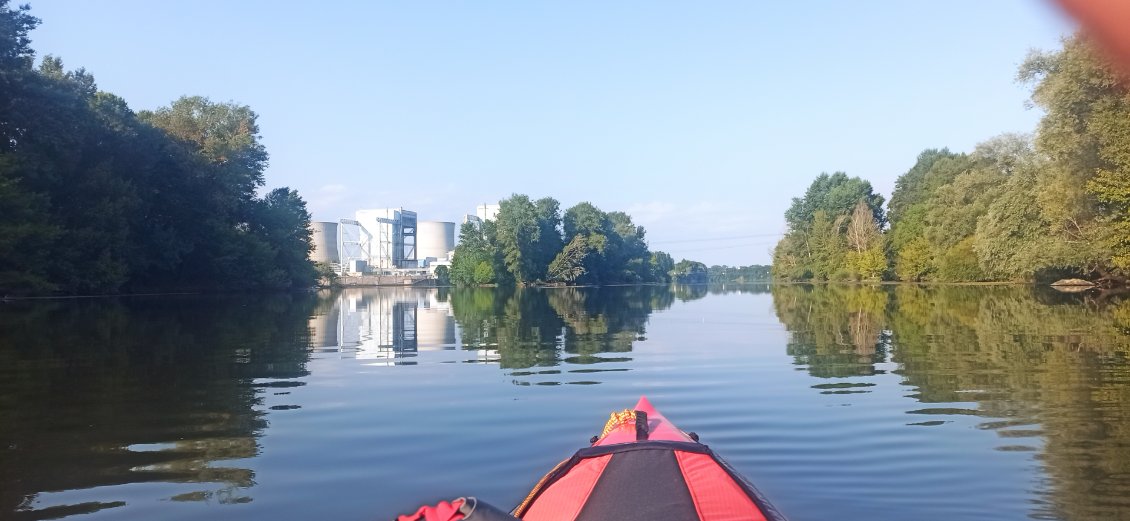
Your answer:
574,447 -> 699,521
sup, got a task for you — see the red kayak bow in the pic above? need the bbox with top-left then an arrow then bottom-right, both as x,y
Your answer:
513,396 -> 788,521
396,397 -> 788,521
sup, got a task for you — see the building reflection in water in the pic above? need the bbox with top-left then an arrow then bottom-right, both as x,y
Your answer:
309,288 -> 459,365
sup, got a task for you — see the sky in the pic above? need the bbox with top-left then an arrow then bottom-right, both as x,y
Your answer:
26,1 -> 1074,265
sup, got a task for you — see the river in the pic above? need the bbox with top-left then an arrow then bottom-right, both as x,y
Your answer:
1,285 -> 1128,521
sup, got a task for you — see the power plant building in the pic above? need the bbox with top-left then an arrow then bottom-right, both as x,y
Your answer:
310,221 -> 341,265
310,201 -> 498,275
476,203 -> 500,222
354,208 -> 418,270
417,221 -> 456,264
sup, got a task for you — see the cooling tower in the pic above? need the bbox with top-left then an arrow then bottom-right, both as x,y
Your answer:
310,221 -> 340,264
417,221 -> 456,261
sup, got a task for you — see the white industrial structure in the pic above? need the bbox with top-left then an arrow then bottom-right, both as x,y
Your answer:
417,221 -> 456,264
309,201 -> 500,276
476,203 -> 500,222
349,208 -> 418,271
310,222 -> 341,265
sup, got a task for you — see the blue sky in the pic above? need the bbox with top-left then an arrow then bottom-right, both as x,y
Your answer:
28,1 -> 1072,265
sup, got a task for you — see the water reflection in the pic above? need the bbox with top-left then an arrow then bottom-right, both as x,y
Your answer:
0,294 -> 317,519
3,284 -> 1130,521
773,284 -> 1130,521
307,286 -> 673,378
309,288 -> 457,364
449,286 -> 673,374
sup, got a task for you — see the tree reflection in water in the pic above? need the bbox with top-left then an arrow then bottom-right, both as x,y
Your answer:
773,284 -> 1130,521
0,294 -> 317,518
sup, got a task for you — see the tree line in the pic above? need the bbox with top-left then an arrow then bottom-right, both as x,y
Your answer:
708,264 -> 772,283
449,194 -> 708,286
0,2 -> 316,295
773,34 -> 1130,286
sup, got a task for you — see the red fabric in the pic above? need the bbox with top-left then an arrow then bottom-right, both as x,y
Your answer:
522,454 -> 612,521
396,498 -> 465,521
675,451 -> 767,521
594,396 -> 694,446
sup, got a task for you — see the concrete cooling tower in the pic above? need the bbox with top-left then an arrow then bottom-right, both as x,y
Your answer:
310,221 -> 340,264
417,221 -> 456,261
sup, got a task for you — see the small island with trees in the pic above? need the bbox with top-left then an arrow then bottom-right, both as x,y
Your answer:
447,194 -> 721,286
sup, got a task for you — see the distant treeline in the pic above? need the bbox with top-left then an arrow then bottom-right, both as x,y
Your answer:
708,264 -> 771,283
0,3 -> 315,294
448,195 -> 709,286
773,34 -> 1130,286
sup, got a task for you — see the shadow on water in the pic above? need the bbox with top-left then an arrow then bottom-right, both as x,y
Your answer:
0,293 -> 317,520
772,284 -> 1130,521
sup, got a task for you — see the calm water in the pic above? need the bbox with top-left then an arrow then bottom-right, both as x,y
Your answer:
2,285 -> 1129,521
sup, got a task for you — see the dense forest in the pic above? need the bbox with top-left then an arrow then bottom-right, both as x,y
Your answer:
773,34 -> 1130,286
448,194 -> 708,286
0,2 -> 316,295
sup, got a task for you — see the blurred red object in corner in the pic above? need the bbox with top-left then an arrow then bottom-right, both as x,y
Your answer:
396,498 -> 465,521
1055,0 -> 1130,75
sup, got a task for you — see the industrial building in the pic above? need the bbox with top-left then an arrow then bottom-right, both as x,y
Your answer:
417,220 -> 456,266
309,208 -> 459,276
310,221 -> 340,265
476,203 -> 500,222
352,208 -> 418,270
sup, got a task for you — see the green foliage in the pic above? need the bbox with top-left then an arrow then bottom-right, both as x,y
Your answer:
671,259 -> 708,284
784,172 -> 886,231
548,235 -> 591,283
775,173 -> 886,281
0,3 -> 315,294
495,194 -> 542,283
451,196 -> 675,287
648,251 -> 674,283
433,265 -> 450,286
473,261 -> 495,285
1020,34 -> 1130,282
451,222 -> 494,285
894,235 -> 932,282
0,0 -> 37,70
314,262 -> 340,287
708,264 -> 771,283
882,35 -> 1130,284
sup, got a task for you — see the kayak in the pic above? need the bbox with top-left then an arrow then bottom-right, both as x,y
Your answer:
395,396 -> 788,521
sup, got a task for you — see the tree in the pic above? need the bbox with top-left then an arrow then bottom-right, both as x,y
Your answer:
433,265 -> 450,286
649,251 -> 674,283
140,96 -> 268,215
671,259 -> 708,284
775,173 -> 887,281
0,6 -> 316,294
451,222 -> 491,286
548,235 -> 590,283
0,0 -> 37,71
784,172 -> 886,231
534,197 -> 564,277
495,194 -> 541,283
251,187 -> 316,288
844,200 -> 886,280
1020,34 -> 1130,283
888,148 -> 963,226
